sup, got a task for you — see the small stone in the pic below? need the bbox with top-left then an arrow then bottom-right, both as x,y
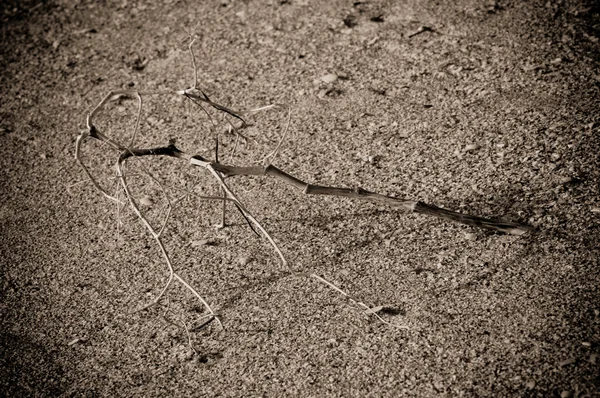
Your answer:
590,353 -> 598,364
465,233 -> 477,241
191,240 -> 210,247
559,176 -> 574,184
239,256 -> 251,266
366,306 -> 384,314
559,358 -> 576,367
317,88 -> 330,99
560,391 -> 573,398
526,381 -> 536,389
591,207 -> 600,213
139,196 -> 153,206
464,144 -> 480,152
581,341 -> 591,347
320,73 -> 338,84
235,10 -> 246,21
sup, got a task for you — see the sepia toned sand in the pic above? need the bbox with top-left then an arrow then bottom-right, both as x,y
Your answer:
1,0 -> 599,396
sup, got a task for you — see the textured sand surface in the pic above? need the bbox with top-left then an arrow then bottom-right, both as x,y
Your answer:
1,0 -> 599,396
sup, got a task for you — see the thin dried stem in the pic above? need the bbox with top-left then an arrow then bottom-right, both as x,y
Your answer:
310,273 -> 409,329
116,155 -> 219,326
188,35 -> 198,89
247,103 -> 292,165
127,92 -> 143,148
204,163 -> 290,269
78,39 -> 532,339
75,132 -> 123,204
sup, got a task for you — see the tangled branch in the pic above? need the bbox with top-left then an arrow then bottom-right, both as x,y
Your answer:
75,40 -> 532,344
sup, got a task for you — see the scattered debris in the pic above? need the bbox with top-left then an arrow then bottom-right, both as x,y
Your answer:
465,232 -> 477,241
239,256 -> 252,266
465,144 -> 480,152
343,15 -> 357,28
559,176 -> 574,185
68,337 -> 85,346
139,196 -> 153,206
559,357 -> 576,367
191,239 -> 214,247
408,25 -> 433,38
320,73 -> 338,84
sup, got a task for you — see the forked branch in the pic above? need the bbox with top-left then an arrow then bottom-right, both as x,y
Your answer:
76,38 -> 532,338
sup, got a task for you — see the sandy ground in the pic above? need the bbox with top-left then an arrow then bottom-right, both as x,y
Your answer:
1,0 -> 599,396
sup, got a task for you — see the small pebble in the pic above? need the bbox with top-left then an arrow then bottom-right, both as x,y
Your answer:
139,196 -> 153,206
191,240 -> 210,247
560,391 -> 572,398
239,256 -> 251,266
366,306 -> 383,314
559,358 -> 576,366
465,233 -> 477,241
320,73 -> 338,84
317,88 -> 330,99
464,144 -> 480,152
559,176 -> 574,184
526,381 -> 535,389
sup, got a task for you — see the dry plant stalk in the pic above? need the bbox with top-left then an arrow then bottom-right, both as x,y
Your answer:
76,38 -> 532,339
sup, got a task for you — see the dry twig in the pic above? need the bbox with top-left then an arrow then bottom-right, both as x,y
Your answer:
76,39 -> 532,340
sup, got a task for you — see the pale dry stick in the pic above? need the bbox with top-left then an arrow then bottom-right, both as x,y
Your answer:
127,92 -> 143,148
310,273 -> 409,330
246,104 -> 292,165
203,162 -> 290,269
115,156 -> 220,328
115,159 -> 174,312
121,142 -> 531,236
143,142 -> 532,235
78,90 -> 174,203
128,156 -> 177,237
208,163 -> 533,236
163,307 -> 199,356
183,22 -> 202,90
188,34 -> 199,90
75,132 -> 123,204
